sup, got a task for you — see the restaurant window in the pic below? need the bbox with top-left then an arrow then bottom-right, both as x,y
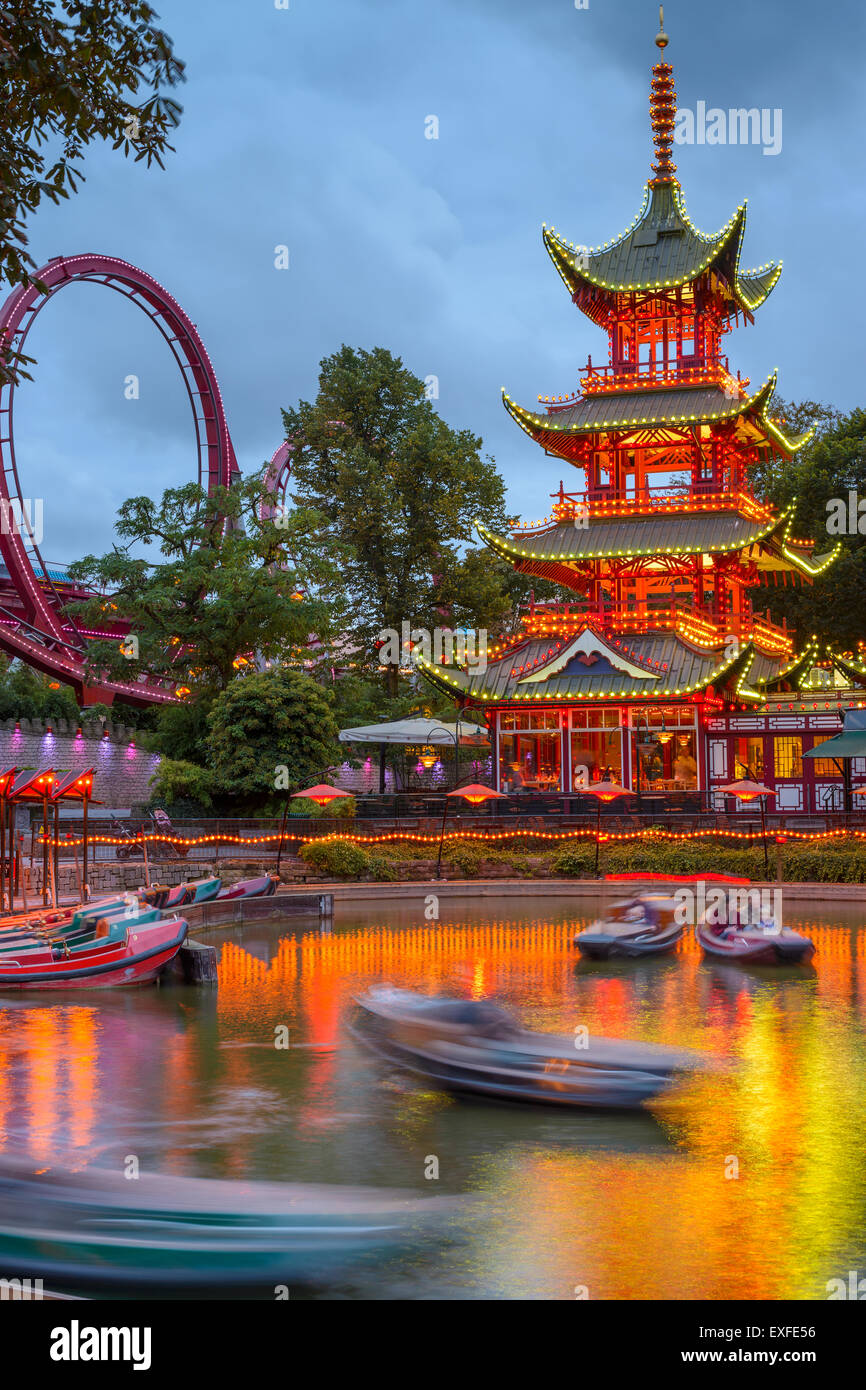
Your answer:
809,735 -> 842,778
499,710 -> 562,792
571,727 -> 623,787
628,706 -> 698,791
774,736 -> 802,779
734,737 -> 765,781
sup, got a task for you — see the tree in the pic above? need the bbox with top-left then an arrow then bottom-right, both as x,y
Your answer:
747,402 -> 866,650
205,667 -> 339,802
0,1 -> 185,385
66,473 -> 340,697
283,346 -> 513,696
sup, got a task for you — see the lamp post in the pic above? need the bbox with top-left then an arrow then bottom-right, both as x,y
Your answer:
435,784 -> 507,879
580,781 -> 633,875
284,783 -> 351,871
718,779 -> 776,876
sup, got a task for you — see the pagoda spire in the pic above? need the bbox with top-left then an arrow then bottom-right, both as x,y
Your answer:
650,6 -> 677,184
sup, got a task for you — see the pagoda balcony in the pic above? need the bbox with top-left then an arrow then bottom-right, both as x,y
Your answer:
522,599 -> 792,655
511,485 -> 773,533
539,355 -> 748,410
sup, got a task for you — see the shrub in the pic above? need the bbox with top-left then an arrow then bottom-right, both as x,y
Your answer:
299,839 -> 370,878
441,842 -> 484,875
367,854 -> 399,882
149,758 -> 215,810
550,842 -> 595,877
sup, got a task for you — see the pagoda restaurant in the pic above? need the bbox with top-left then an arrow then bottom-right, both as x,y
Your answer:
418,17 -> 866,816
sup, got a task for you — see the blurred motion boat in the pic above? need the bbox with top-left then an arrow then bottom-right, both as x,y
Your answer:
0,916 -> 187,989
574,894 -> 684,959
0,1157 -> 457,1288
696,914 -> 815,964
352,987 -> 713,1109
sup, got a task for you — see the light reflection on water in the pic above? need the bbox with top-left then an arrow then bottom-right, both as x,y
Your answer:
0,895 -> 865,1300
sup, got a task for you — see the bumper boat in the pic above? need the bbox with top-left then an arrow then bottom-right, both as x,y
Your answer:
352,987 -> 714,1109
696,914 -> 815,964
0,1156 -> 458,1289
574,893 -> 684,959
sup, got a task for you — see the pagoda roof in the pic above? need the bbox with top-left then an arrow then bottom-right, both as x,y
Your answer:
503,373 -> 813,457
544,182 -> 780,318
415,624 -> 758,705
478,505 -> 797,567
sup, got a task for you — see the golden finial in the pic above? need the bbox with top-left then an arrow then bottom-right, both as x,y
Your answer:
656,5 -> 668,49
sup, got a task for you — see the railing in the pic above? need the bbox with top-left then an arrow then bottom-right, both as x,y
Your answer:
512,486 -> 772,532
523,601 -> 791,650
538,356 -> 749,411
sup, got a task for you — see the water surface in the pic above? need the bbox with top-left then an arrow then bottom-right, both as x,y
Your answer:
1,893 -> 864,1300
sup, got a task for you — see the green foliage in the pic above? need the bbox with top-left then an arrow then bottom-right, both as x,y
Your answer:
153,697 -> 213,763
1,1 -> 185,386
0,659 -> 79,721
206,667 -> 338,799
148,758 -> 215,811
550,842 -> 596,877
283,345 -> 512,694
552,835 -> 866,883
67,475 -> 339,695
366,854 -> 399,882
299,840 -> 371,878
748,402 -> 866,649
441,842 -> 484,875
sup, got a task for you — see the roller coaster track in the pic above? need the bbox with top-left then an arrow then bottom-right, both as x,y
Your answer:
0,254 -> 256,706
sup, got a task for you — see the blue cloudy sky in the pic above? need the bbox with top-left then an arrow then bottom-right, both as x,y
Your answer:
12,0 -> 866,562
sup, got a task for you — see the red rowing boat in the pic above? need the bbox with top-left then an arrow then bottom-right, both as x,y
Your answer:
215,874 -> 279,901
0,917 -> 188,990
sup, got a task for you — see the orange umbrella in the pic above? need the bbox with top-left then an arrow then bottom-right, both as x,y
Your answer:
718,780 -> 775,802
446,783 -> 507,805
579,781 -> 631,802
291,784 -> 351,807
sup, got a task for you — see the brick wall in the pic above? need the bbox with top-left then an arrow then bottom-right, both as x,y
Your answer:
0,717 -> 161,811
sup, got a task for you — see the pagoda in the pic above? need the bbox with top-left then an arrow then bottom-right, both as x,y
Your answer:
417,12 -> 866,815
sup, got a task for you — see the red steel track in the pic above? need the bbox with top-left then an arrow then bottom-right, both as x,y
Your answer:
0,254 -> 244,705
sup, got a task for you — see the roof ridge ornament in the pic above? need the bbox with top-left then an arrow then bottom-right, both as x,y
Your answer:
650,6 -> 677,184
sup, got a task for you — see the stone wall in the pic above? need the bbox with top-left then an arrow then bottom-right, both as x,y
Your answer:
0,717 -> 161,812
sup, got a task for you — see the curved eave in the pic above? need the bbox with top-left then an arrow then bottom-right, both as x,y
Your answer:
755,638 -> 821,690
544,190 -> 779,315
415,640 -> 756,705
826,651 -> 866,689
779,514 -> 841,577
477,506 -> 793,565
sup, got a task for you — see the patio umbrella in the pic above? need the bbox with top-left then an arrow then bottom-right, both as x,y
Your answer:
291,784 -> 351,807
719,780 -> 776,875
579,781 -> 632,875
436,784 -> 507,879
339,717 -> 489,792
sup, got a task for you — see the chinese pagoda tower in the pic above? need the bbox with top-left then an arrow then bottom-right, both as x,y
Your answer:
418,12 -> 858,811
